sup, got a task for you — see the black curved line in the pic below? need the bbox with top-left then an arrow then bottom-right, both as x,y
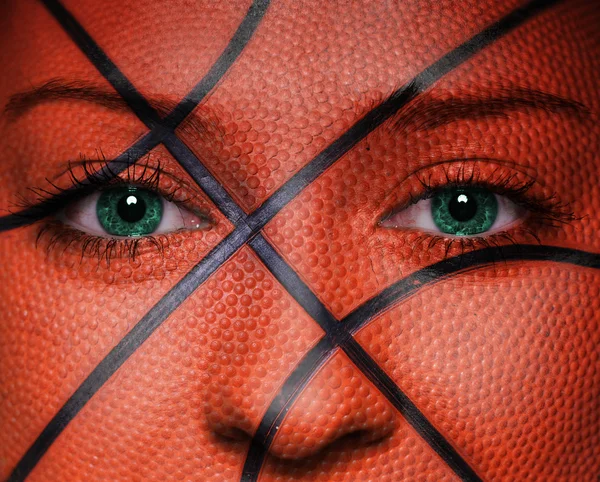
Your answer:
249,234 -> 341,335
40,0 -> 266,222
343,244 -> 600,334
5,0 -> 565,479
239,0 -> 566,479
39,0 -> 161,128
249,0 -> 562,228
340,246 -> 600,479
40,0 -> 267,221
240,337 -> 335,481
246,233 -> 481,480
42,0 -> 272,132
240,244 -> 600,482
247,239 -> 600,480
0,130 -> 163,232
6,224 -> 253,482
163,0 -> 271,129
162,133 -> 247,223
0,0 -> 562,233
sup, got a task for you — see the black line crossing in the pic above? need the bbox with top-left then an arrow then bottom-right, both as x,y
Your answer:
242,239 -> 600,482
0,1 -> 582,482
245,234 -> 485,481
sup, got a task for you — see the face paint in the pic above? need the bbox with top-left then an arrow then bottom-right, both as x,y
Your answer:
0,1 -> 599,481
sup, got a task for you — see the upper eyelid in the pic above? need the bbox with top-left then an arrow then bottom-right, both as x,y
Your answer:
16,158 -> 213,224
379,158 -> 538,209
376,158 -> 579,231
71,162 -> 212,216
62,159 -> 199,192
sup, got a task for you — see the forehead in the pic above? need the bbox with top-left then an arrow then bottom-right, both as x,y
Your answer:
0,0 -> 529,98
0,0 -> 598,210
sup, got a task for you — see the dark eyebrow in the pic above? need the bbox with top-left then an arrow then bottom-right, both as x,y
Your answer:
4,79 -> 591,142
3,78 -> 220,140
386,84 -> 591,135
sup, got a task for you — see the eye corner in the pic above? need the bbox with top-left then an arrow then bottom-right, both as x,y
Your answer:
377,208 -> 398,228
178,204 -> 216,231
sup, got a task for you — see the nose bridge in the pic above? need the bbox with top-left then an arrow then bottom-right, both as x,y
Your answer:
199,246 -> 325,438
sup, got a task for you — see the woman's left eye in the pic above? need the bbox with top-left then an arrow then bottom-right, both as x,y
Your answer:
58,186 -> 210,237
380,187 -> 526,236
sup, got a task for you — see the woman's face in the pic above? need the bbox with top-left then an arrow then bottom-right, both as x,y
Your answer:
0,0 -> 598,480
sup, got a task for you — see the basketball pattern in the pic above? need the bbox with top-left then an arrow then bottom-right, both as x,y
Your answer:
0,0 -> 598,481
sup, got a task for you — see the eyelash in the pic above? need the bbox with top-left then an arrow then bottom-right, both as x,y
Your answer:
17,158 -> 576,265
383,161 -> 577,257
17,156 -> 209,264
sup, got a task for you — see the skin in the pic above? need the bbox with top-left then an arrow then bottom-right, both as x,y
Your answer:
0,0 -> 599,481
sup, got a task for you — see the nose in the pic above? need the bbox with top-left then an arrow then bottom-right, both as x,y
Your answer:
268,351 -> 398,459
207,348 -> 398,460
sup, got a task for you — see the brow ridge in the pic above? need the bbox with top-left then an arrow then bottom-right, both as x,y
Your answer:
3,78 -> 222,141
388,86 -> 591,135
7,79 -> 591,145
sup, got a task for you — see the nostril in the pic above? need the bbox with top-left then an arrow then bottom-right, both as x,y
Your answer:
269,415 -> 397,460
334,428 -> 391,451
343,428 -> 389,445
273,427 -> 395,461
213,426 -> 251,442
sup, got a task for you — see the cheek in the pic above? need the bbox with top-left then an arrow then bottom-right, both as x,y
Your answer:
355,263 -> 600,481
0,193 -> 231,480
16,246 -> 325,482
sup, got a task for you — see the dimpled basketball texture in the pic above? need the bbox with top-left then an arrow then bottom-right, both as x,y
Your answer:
0,0 -> 598,481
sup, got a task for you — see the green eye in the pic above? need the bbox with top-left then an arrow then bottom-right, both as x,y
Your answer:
431,187 -> 498,236
96,187 -> 163,236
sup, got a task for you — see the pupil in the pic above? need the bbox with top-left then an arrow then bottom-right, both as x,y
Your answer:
448,191 -> 477,222
117,193 -> 146,223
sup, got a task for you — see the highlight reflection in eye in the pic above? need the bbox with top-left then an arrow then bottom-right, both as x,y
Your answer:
380,187 -> 526,237
57,186 -> 210,238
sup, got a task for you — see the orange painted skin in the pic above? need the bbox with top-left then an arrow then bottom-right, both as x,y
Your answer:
0,1 -> 599,481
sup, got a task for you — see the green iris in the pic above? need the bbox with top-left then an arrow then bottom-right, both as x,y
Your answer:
431,187 -> 498,236
96,187 -> 163,236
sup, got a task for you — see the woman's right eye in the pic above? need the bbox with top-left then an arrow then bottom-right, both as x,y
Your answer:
57,185 -> 210,238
